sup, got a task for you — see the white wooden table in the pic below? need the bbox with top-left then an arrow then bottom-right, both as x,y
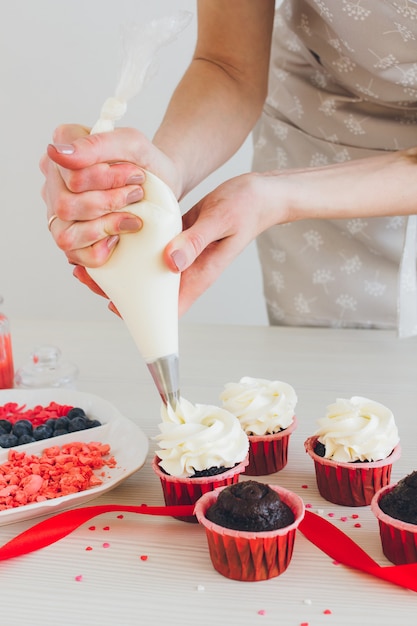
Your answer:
1,319 -> 416,626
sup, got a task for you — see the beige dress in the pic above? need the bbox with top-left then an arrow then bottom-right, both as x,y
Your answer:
253,0 -> 417,334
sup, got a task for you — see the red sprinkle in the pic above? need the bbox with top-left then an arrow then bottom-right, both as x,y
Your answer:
340,516 -> 348,522
323,609 -> 332,615
103,526 -> 110,531
352,514 -> 359,519
140,555 -> 148,561
354,523 -> 362,528
117,514 -> 124,519
328,512 -> 335,517
257,610 -> 266,616
85,546 -> 93,551
305,503 -> 312,508
300,623 -> 309,626
75,575 -> 83,582
88,526 -> 96,531
301,485 -> 309,489
0,401 -> 74,427
102,542 -> 110,548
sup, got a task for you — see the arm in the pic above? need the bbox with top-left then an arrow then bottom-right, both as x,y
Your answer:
41,0 -> 275,264
154,0 -> 275,198
166,148 -> 417,315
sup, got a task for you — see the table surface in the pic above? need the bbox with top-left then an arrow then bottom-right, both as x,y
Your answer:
2,318 -> 417,626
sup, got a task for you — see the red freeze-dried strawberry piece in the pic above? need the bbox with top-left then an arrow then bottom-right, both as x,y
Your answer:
0,441 -> 116,510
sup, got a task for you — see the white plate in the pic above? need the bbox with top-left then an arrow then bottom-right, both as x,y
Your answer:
0,388 -> 149,525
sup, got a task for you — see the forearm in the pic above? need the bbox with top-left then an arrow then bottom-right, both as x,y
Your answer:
153,0 -> 275,200
153,60 -> 263,199
261,148 -> 417,227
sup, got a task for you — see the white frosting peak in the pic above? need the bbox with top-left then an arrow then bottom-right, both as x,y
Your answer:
154,397 -> 249,478
220,376 -> 297,436
315,395 -> 400,463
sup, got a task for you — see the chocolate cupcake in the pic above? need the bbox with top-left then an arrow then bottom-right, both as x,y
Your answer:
371,471 -> 417,564
194,481 -> 305,581
305,396 -> 400,506
220,377 -> 297,475
206,480 -> 294,531
153,397 -> 249,522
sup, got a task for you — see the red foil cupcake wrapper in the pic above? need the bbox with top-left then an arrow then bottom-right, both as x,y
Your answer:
194,484 -> 305,581
304,436 -> 401,507
152,455 -> 249,523
245,416 -> 297,476
371,484 -> 417,565
0,500 -> 417,591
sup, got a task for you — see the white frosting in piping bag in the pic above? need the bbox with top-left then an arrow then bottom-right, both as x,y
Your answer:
85,13 -> 191,363
87,172 -> 182,362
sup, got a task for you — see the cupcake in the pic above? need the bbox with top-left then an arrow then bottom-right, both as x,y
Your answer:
371,471 -> 417,564
194,480 -> 305,581
304,396 -> 401,506
153,397 -> 249,522
220,377 -> 297,475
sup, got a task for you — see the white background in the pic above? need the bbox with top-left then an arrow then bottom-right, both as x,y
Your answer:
0,0 -> 268,329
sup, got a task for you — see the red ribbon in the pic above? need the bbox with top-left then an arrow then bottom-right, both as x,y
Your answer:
0,504 -> 416,591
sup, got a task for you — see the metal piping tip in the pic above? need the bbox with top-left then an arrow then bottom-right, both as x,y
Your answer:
146,353 -> 180,410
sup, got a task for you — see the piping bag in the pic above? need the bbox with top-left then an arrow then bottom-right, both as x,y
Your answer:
87,12 -> 192,409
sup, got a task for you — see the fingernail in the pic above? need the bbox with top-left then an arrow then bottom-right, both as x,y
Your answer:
171,250 -> 187,272
126,188 -> 143,204
119,217 -> 142,232
107,235 -> 119,250
126,173 -> 145,185
49,143 -> 75,155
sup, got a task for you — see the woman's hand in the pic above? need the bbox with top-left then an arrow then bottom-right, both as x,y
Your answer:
40,124 -> 181,268
164,172 -> 281,316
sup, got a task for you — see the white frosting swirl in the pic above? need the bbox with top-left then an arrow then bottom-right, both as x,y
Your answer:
154,397 -> 249,478
315,396 -> 400,463
220,376 -> 297,436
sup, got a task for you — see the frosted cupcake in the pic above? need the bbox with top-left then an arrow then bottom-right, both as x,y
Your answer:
371,471 -> 417,564
194,480 -> 305,581
304,396 -> 401,506
220,377 -> 297,475
153,397 -> 249,522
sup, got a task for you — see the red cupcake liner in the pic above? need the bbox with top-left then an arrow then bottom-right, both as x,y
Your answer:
371,483 -> 417,565
152,455 -> 249,523
304,436 -> 401,507
245,416 -> 297,476
194,484 -> 305,581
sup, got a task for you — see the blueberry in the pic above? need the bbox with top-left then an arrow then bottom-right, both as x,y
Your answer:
18,434 -> 36,445
12,420 -> 33,437
54,416 -> 70,430
68,416 -> 88,432
67,407 -> 86,420
0,433 -> 18,448
0,420 -> 12,434
33,424 -> 54,441
45,418 -> 57,430
53,428 -> 68,437
86,419 -> 101,429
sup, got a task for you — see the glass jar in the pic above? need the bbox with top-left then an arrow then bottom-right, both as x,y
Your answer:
14,345 -> 79,389
0,297 -> 14,389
